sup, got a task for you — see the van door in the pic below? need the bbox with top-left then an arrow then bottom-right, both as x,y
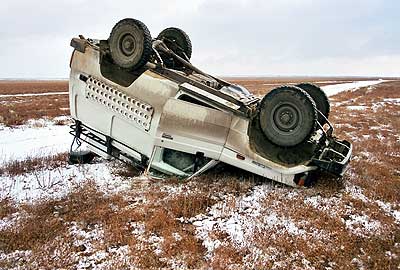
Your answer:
155,98 -> 232,160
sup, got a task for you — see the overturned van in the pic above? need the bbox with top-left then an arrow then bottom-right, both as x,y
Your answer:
68,18 -> 352,187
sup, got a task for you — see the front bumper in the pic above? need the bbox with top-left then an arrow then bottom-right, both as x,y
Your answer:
311,138 -> 352,176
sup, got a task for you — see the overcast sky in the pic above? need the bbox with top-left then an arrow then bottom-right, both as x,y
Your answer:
0,0 -> 399,78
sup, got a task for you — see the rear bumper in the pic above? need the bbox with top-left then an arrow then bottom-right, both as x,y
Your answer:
311,139 -> 352,176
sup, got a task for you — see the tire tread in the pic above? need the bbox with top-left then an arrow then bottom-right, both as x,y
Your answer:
259,85 -> 317,147
109,18 -> 152,70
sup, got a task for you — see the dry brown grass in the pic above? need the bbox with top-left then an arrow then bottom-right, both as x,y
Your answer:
211,243 -> 248,269
0,152 -> 68,177
0,95 -> 69,126
329,81 -> 400,204
111,163 -> 142,178
0,199 -> 17,219
167,192 -> 216,218
129,173 -> 259,268
251,188 -> 400,269
0,182 -> 116,252
0,80 -> 69,126
140,206 -> 206,268
0,181 -> 137,268
0,176 -> 225,268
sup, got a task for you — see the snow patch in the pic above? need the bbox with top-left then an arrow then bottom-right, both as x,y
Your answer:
189,185 -> 310,259
190,185 -> 272,256
347,185 -> 400,224
0,250 -> 33,268
68,222 -> 133,270
376,200 -> 400,224
321,80 -> 384,97
343,214 -> 382,237
383,98 -> 400,103
0,211 -> 23,231
346,105 -> 367,111
0,124 -> 71,164
0,161 -> 137,203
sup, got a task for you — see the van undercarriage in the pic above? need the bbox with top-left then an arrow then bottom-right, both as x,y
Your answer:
68,18 -> 352,187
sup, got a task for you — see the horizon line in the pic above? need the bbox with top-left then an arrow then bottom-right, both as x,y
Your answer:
1,75 -> 400,81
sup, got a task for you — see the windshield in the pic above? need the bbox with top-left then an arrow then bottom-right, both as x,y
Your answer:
220,84 -> 252,99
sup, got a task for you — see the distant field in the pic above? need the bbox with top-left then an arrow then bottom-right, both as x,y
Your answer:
0,81 -> 69,126
0,80 -> 68,95
229,76 -> 391,95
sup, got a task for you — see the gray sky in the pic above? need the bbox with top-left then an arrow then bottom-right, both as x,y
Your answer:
0,0 -> 399,78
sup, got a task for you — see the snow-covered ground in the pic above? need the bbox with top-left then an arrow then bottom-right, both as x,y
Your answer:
0,79 -> 398,269
0,160 -> 136,203
0,118 -> 71,164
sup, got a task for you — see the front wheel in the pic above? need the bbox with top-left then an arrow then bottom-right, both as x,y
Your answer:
259,86 -> 317,147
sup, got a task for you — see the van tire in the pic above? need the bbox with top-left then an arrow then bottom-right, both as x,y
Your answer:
259,86 -> 317,147
108,18 -> 152,70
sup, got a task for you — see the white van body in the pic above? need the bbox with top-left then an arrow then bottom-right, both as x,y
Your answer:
69,38 -> 351,187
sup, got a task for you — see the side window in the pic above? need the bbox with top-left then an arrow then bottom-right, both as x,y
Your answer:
149,147 -> 211,178
163,148 -> 196,172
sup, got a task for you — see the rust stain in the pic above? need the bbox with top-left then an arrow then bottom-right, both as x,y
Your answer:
145,70 -> 168,80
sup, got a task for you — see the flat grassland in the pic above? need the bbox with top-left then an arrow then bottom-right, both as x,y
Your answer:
0,81 -> 69,126
0,78 -> 399,269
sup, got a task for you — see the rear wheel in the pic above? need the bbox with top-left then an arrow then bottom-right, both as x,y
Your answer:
259,86 -> 317,147
157,27 -> 192,60
295,83 -> 330,125
157,27 -> 192,69
108,18 -> 152,70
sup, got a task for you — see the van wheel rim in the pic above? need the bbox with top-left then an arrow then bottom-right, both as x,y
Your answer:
120,34 -> 136,56
272,103 -> 300,132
